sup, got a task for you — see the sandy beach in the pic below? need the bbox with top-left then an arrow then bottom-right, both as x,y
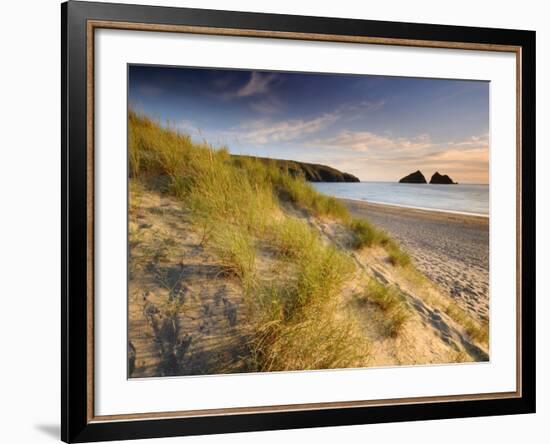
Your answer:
341,199 -> 489,322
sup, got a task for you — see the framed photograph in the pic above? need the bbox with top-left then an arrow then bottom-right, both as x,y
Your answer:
61,1 -> 536,442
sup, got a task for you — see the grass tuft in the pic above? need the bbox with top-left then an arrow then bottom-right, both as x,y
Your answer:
348,218 -> 390,249
249,300 -> 368,372
268,218 -> 319,260
347,217 -> 411,268
209,224 -> 256,286
272,171 -> 350,219
385,239 -> 411,267
360,279 -> 410,337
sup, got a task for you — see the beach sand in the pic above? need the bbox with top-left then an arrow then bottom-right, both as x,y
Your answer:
341,199 -> 489,322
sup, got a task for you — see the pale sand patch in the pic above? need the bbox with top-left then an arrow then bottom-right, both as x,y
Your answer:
128,187 -> 251,378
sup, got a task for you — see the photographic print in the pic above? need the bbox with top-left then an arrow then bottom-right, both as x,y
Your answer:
127,65 -> 489,378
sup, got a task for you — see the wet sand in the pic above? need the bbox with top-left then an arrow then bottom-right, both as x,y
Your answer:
341,199 -> 489,321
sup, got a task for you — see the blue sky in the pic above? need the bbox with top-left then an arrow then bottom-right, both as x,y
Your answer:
129,65 -> 489,183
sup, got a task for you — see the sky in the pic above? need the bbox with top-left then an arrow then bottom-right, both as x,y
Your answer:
129,65 -> 489,183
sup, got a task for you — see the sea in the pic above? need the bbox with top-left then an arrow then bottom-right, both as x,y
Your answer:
312,182 -> 489,216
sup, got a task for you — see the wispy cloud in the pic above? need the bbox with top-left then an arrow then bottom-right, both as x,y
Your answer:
366,146 -> 488,166
231,99 -> 386,144
310,130 -> 432,153
312,130 -> 488,153
175,119 -> 199,135
249,95 -> 283,114
236,112 -> 339,144
340,100 -> 386,116
234,72 -> 279,98
167,112 -> 338,148
186,98 -> 387,149
447,134 -> 489,148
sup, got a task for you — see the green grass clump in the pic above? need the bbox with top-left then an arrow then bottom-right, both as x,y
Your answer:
293,244 -> 354,315
310,194 -> 349,220
363,279 -> 410,337
250,302 -> 368,372
129,111 -> 196,178
268,218 -> 320,260
348,218 -> 390,249
347,218 -> 411,268
273,172 -> 349,219
385,239 -> 411,267
209,224 -> 256,286
240,222 -> 362,372
262,220 -> 355,321
366,279 -> 401,311
230,153 -> 349,220
248,219 -> 359,371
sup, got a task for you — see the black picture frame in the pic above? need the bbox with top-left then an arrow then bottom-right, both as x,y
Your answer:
61,1 -> 536,442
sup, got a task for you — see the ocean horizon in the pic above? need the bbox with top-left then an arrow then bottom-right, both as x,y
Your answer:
312,181 -> 489,216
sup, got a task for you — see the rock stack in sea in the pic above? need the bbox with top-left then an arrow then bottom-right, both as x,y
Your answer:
429,172 -> 457,184
399,170 -> 427,184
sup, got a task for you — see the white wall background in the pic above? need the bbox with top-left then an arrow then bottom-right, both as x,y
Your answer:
0,1 -> 546,443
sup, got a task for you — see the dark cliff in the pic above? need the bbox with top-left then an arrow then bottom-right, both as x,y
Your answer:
233,155 -> 360,182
